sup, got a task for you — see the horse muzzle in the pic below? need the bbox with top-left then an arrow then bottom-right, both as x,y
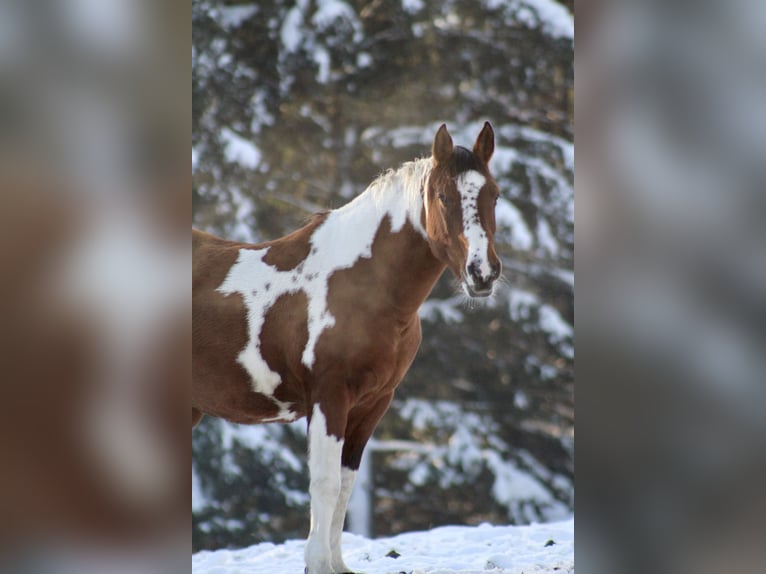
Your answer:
464,260 -> 501,297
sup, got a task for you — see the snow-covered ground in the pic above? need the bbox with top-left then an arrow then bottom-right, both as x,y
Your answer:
192,518 -> 574,574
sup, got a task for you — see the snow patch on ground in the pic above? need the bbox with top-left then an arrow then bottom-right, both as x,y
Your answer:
192,518 -> 574,574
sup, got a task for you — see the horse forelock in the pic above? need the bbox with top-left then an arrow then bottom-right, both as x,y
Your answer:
452,145 -> 485,175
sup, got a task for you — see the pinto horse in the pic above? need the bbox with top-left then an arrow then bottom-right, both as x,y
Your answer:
192,122 -> 501,573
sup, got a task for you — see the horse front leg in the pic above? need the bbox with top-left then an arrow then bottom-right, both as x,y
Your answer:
305,403 -> 345,574
328,467 -> 357,573
328,393 -> 394,574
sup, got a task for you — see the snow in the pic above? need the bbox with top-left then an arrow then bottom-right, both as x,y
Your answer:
495,198 -> 534,251
218,420 -> 306,473
217,4 -> 258,28
399,399 -> 473,435
418,295 -> 465,323
515,0 -> 574,40
508,288 -> 539,322
313,45 -> 331,83
536,216 -> 559,257
538,304 -> 573,358
312,0 -> 357,28
538,304 -> 572,341
389,400 -> 570,523
192,518 -> 574,574
402,0 -> 425,13
357,51 -> 373,68
280,0 -> 308,53
191,465 -> 207,512
280,0 -> 362,84
220,127 -> 261,169
551,268 -> 574,288
484,450 -> 553,505
502,125 -> 574,174
194,420 -> 312,512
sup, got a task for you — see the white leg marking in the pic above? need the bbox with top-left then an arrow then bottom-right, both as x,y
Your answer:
330,468 -> 357,573
305,405 -> 344,574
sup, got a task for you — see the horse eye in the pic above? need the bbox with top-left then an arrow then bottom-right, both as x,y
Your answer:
438,192 -> 447,204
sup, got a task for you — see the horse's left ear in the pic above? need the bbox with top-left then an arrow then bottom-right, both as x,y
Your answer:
432,124 -> 454,165
473,121 -> 494,164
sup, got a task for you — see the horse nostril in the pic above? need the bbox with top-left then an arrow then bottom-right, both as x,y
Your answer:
467,261 -> 497,291
467,261 -> 481,281
490,262 -> 501,281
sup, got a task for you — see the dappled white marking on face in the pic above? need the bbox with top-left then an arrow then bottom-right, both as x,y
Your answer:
457,170 -> 491,279
305,405 -> 344,573
217,159 -> 432,401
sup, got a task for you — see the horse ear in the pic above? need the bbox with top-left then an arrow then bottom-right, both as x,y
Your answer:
432,124 -> 453,165
473,121 -> 494,164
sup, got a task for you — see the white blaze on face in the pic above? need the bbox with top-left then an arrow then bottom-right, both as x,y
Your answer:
456,170 -> 491,280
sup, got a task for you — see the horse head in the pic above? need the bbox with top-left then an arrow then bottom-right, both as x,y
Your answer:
424,122 -> 502,297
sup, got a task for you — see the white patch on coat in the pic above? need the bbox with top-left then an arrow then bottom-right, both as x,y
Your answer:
305,405 -> 344,574
217,159 -> 432,403
457,170 -> 491,278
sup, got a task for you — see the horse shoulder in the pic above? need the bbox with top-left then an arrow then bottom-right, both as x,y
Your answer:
360,313 -> 423,399
342,312 -> 423,393
393,313 -> 423,374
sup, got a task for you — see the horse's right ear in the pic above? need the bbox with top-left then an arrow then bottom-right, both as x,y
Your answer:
432,124 -> 453,165
473,121 -> 494,164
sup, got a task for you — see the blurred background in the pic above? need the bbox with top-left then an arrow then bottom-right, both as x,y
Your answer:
0,1 -> 189,573
191,0 -> 574,551
577,1 -> 766,573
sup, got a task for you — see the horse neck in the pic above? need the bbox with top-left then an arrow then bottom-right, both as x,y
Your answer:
372,217 -> 446,317
324,158 -> 445,316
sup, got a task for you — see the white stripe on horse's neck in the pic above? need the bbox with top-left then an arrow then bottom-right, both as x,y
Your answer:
334,157 -> 431,239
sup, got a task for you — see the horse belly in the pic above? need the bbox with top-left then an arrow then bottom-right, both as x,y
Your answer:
193,285 -> 310,425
